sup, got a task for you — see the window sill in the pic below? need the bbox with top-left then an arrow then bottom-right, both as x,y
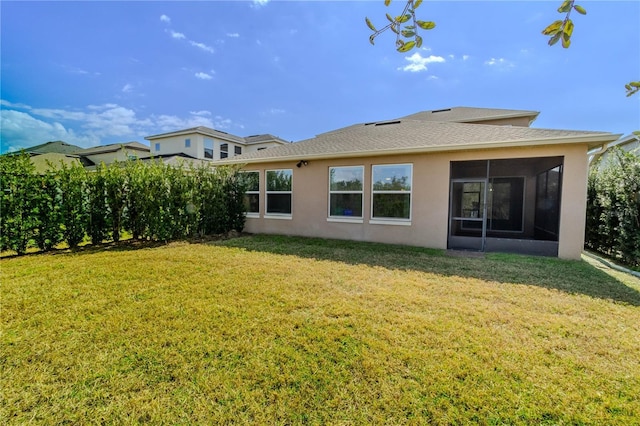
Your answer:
245,213 -> 260,219
369,219 -> 412,226
327,217 -> 364,224
264,214 -> 292,220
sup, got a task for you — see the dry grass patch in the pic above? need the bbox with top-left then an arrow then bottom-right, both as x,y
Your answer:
2,235 -> 639,424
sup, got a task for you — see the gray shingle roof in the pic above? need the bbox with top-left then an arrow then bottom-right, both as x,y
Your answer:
399,106 -> 540,123
26,141 -> 83,154
222,119 -> 619,164
318,107 -> 540,136
75,141 -> 150,155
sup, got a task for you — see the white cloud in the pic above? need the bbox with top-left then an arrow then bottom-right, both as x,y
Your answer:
0,101 -> 241,152
398,52 -> 445,72
261,108 -> 285,116
170,30 -> 186,40
484,57 -> 515,69
251,0 -> 270,8
190,110 -> 212,117
463,55 -> 470,61
226,33 -> 240,38
0,109 -> 99,152
122,84 -> 133,93
189,41 -> 214,53
195,72 -> 213,80
160,14 -> 171,23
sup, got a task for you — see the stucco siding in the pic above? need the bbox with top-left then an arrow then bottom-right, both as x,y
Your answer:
241,143 -> 589,259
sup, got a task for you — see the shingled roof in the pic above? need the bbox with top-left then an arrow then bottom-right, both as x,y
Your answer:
222,119 -> 619,164
399,106 -> 540,123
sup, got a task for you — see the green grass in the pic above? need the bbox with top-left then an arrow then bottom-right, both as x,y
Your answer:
2,235 -> 639,424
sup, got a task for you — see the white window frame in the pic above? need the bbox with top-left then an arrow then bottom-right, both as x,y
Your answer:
265,169 -> 293,219
242,171 -> 260,218
370,163 -> 413,225
327,165 -> 364,224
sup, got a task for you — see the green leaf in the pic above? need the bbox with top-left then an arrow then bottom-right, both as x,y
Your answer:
390,24 -> 399,34
396,14 -> 411,23
561,36 -> 571,48
548,33 -> 562,46
630,81 -> 640,88
542,20 -> 563,36
416,20 -> 436,30
401,30 -> 416,37
573,4 -> 587,14
563,19 -> 574,37
386,13 -> 394,23
405,25 -> 415,29
369,34 -> 375,45
365,17 -> 377,32
558,0 -> 571,13
397,40 -> 416,52
416,35 -> 423,48
384,0 -> 391,6
414,0 -> 423,9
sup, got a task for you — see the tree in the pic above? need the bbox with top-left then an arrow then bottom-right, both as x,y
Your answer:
366,0 -> 639,96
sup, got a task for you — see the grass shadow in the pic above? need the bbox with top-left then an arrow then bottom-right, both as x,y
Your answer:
214,234 -> 640,307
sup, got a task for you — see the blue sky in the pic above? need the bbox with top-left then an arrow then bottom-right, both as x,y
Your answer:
1,1 -> 638,153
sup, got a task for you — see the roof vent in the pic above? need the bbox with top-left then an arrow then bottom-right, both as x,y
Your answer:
431,108 -> 452,113
374,120 -> 401,127
364,122 -> 376,126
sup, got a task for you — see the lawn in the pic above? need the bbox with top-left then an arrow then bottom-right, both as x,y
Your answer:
2,235 -> 639,424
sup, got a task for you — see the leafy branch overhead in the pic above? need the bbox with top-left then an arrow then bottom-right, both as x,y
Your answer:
367,0 -> 637,97
366,0 -> 435,53
541,0 -> 586,48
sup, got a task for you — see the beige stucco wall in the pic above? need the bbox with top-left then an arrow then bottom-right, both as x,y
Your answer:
241,143 -> 589,259
85,149 -> 149,166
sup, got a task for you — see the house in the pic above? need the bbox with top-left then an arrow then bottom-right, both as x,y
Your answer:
216,107 -> 620,260
589,133 -> 639,168
8,140 -> 91,172
145,127 -> 289,161
74,141 -> 150,167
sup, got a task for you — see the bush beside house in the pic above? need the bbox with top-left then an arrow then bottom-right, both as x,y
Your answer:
586,147 -> 640,268
0,153 -> 246,255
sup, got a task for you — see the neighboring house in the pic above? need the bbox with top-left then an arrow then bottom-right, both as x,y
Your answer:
589,133 -> 639,168
145,127 -> 289,161
75,142 -> 150,167
8,140 -> 92,172
218,106 -> 620,260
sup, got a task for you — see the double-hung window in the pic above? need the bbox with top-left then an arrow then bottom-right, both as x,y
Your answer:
328,166 -> 364,220
371,164 -> 412,222
185,138 -> 191,148
241,171 -> 260,217
220,143 -> 229,159
266,169 -> 292,216
234,146 -> 242,156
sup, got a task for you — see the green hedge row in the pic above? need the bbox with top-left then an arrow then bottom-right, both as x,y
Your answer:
586,147 -> 640,268
0,153 -> 246,255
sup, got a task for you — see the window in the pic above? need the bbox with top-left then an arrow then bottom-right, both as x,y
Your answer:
204,138 -> 213,159
235,146 -> 242,156
154,143 -> 160,152
329,166 -> 363,218
241,171 -> 260,216
371,164 -> 412,221
266,169 -> 292,216
220,143 -> 228,159
185,138 -> 191,148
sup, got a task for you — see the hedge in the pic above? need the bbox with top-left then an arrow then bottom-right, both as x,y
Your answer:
0,153 -> 246,255
585,147 -> 640,268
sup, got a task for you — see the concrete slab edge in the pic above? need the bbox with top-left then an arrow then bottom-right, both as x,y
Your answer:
582,250 -> 640,279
